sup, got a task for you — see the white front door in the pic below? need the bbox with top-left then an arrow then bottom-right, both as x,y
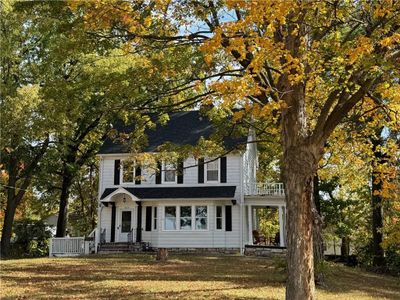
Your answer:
118,209 -> 134,242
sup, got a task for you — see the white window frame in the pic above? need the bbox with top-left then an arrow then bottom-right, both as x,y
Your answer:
162,162 -> 177,184
215,205 -> 224,230
121,159 -> 135,184
164,206 -> 177,231
205,158 -> 220,183
195,205 -> 208,231
153,206 -> 158,231
179,206 -> 192,230
162,205 -> 209,231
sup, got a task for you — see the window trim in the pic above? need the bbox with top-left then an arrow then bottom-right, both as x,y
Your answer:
162,205 -> 209,231
179,206 -> 193,230
195,205 -> 208,231
153,206 -> 158,231
215,205 -> 224,230
164,206 -> 177,231
162,162 -> 177,184
120,159 -> 135,184
205,158 -> 220,183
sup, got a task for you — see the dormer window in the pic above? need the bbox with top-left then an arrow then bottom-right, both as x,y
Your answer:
164,163 -> 176,183
206,159 -> 219,182
122,160 -> 134,183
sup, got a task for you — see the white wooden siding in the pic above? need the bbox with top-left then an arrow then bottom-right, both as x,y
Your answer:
101,206 -> 112,242
101,200 -> 241,248
142,201 -> 240,248
99,154 -> 243,193
98,153 -> 244,248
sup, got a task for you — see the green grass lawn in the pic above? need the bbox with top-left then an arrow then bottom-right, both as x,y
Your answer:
1,254 -> 399,299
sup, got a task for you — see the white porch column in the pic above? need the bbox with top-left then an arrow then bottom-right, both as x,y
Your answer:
279,206 -> 285,247
248,205 -> 253,244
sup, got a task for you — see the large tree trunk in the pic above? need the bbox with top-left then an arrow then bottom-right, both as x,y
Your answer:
284,160 -> 316,300
371,170 -> 385,266
279,70 -> 322,298
313,175 -> 325,284
370,129 -> 385,267
56,172 -> 73,237
1,156 -> 17,257
1,183 -> 18,257
1,139 -> 49,256
341,236 -> 350,260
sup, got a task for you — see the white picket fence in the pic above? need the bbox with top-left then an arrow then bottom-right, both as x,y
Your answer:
49,237 -> 87,257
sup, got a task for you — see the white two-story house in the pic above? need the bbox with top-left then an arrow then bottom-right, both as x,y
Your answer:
95,111 -> 286,254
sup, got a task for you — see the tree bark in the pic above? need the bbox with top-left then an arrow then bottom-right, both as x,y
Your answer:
312,175 -> 325,284
341,236 -> 350,260
283,144 -> 320,300
156,248 -> 168,261
56,171 -> 73,237
1,139 -> 49,257
370,129 -> 385,267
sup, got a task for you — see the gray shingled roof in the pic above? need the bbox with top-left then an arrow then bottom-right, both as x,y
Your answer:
98,111 -> 245,154
100,186 -> 237,200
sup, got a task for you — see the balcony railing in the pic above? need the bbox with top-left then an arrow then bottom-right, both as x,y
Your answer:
244,182 -> 285,197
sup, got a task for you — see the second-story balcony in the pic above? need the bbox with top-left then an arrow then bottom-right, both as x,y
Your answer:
244,182 -> 285,197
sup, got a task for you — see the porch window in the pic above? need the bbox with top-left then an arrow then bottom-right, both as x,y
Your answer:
180,206 -> 192,230
164,163 -> 176,183
122,160 -> 134,183
195,206 -> 207,230
206,159 -> 219,182
216,206 -> 223,230
165,206 -> 176,230
153,207 -> 157,230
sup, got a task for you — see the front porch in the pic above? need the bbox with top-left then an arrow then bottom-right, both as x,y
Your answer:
97,187 -> 143,245
244,183 -> 286,249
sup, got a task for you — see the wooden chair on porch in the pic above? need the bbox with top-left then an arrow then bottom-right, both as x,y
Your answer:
252,230 -> 267,245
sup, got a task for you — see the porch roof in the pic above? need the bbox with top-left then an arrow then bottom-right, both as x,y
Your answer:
100,186 -> 236,201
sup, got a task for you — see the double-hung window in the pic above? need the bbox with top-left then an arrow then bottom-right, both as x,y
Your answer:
163,205 -> 208,231
206,159 -> 219,182
216,206 -> 223,230
164,163 -> 176,183
122,160 -> 134,183
165,206 -> 176,230
195,206 -> 208,230
180,206 -> 192,230
153,207 -> 158,230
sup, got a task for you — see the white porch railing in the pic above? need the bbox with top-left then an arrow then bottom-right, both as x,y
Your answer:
244,182 -> 285,197
49,237 -> 85,257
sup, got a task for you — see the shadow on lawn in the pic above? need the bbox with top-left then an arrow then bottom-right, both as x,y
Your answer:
2,254 -> 399,299
321,264 -> 400,300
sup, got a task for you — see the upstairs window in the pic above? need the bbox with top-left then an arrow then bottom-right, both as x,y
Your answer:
206,159 -> 219,182
122,160 -> 134,183
164,163 -> 176,183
